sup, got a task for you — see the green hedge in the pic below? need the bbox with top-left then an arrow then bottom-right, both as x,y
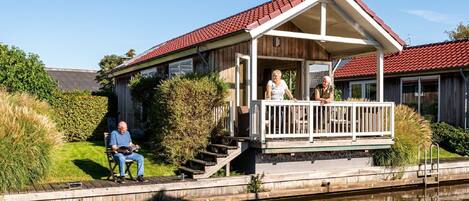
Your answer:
0,91 -> 62,192
51,91 -> 108,142
432,122 -> 469,156
150,74 -> 228,165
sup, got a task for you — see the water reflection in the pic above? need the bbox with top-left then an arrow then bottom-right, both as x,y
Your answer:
270,181 -> 469,201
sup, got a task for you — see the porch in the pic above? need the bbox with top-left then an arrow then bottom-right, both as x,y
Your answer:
249,100 -> 394,153
224,0 -> 403,153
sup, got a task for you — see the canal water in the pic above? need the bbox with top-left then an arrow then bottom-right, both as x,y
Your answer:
269,180 -> 469,200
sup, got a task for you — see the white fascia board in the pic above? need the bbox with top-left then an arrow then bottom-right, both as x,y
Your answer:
248,0 -> 320,39
265,30 -> 378,46
344,0 -> 403,51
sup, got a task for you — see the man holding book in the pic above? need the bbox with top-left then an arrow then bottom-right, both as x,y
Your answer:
109,121 -> 145,183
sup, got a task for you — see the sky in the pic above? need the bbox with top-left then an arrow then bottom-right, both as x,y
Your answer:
0,0 -> 468,70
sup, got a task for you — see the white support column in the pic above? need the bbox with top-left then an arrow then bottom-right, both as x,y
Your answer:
250,39 -> 258,102
320,1 -> 327,38
235,54 -> 240,108
376,48 -> 384,102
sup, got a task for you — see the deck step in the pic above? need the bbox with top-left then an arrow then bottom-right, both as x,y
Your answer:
179,166 -> 204,175
200,151 -> 228,158
190,159 -> 216,166
225,136 -> 251,142
209,144 -> 238,150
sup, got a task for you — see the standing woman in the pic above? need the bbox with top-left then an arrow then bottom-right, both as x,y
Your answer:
265,69 -> 296,133
265,70 -> 296,101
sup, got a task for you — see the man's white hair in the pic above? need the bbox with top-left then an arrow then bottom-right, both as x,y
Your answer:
323,76 -> 332,83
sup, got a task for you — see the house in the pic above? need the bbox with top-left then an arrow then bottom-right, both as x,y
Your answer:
46,68 -> 100,92
334,39 -> 469,128
110,0 -> 405,176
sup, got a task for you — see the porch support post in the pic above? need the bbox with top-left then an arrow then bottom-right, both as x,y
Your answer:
235,54 -> 241,108
250,39 -> 258,101
376,48 -> 384,102
320,0 -> 327,38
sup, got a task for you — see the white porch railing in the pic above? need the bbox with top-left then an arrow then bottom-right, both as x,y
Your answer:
250,100 -> 394,143
213,101 -> 234,137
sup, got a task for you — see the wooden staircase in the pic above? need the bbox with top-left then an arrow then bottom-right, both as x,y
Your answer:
178,137 -> 249,179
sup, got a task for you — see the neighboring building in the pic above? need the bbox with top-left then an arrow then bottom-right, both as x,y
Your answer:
110,0 -> 404,176
335,39 -> 469,128
46,68 -> 100,92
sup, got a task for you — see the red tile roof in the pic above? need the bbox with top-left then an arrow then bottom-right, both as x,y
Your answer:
123,0 -> 404,69
335,40 -> 469,79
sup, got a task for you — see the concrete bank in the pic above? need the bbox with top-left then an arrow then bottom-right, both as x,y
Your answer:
3,160 -> 469,201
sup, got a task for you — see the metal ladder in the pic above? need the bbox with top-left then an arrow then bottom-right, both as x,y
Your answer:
418,143 -> 440,186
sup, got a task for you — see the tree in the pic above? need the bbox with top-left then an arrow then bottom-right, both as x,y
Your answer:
0,43 -> 57,101
446,22 -> 469,40
96,49 -> 136,91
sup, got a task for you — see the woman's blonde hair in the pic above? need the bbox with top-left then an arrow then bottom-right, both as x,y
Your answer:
272,69 -> 282,77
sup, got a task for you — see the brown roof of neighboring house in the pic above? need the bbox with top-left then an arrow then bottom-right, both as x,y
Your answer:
335,39 -> 469,79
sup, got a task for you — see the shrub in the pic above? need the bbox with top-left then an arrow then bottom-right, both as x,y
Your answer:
129,73 -> 164,130
0,91 -> 62,192
432,122 -> 469,156
150,74 -> 228,165
51,91 -> 108,142
0,44 -> 57,101
372,104 -> 432,167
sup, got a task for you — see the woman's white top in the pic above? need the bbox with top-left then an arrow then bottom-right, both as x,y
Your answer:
268,80 -> 288,100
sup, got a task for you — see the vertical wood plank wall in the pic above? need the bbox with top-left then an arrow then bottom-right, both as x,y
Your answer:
115,75 -> 136,129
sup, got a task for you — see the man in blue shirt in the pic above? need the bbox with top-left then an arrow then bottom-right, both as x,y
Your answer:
109,121 -> 145,183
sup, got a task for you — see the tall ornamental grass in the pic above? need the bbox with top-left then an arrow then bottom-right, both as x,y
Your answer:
0,91 -> 62,192
372,104 -> 432,167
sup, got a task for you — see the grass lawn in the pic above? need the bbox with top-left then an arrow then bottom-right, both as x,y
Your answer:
430,146 -> 462,159
43,141 -> 176,183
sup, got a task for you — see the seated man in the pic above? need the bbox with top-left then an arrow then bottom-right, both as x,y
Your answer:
314,75 -> 334,104
109,121 -> 145,183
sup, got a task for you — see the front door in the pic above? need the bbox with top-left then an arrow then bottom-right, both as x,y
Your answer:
401,76 -> 439,122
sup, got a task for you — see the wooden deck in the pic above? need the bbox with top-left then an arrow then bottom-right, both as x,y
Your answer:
8,176 -> 190,195
251,137 -> 393,153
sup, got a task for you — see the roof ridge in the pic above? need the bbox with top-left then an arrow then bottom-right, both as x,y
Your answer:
405,39 -> 469,50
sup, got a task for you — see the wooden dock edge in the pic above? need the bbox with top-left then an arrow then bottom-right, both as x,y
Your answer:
3,160 -> 469,201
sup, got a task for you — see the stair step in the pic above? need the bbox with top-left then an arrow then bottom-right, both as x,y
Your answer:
190,159 -> 216,166
179,166 -> 204,175
209,144 -> 238,150
200,151 -> 228,158
225,136 -> 251,142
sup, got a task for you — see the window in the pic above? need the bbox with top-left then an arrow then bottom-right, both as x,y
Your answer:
349,80 -> 376,100
169,58 -> 193,78
305,61 -> 331,99
401,76 -> 439,122
140,67 -> 156,77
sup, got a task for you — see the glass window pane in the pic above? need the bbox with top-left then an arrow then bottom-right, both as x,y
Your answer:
351,84 -> 362,99
402,79 -> 419,112
365,83 -> 376,101
420,78 -> 439,122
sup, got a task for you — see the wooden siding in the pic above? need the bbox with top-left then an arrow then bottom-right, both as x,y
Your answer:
115,75 -> 136,129
211,41 -> 250,106
258,22 -> 330,61
440,73 -> 465,127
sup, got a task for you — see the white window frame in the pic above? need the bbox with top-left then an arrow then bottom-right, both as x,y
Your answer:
168,58 -> 193,78
400,75 -> 440,122
304,60 -> 332,100
349,80 -> 376,99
